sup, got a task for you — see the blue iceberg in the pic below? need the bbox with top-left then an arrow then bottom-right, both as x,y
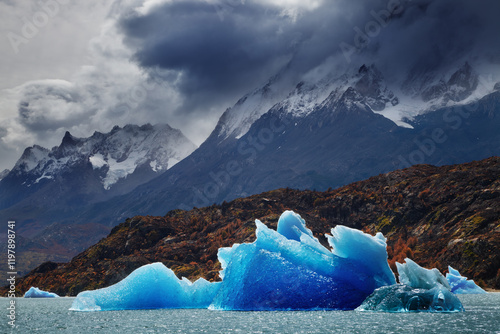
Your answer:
446,266 -> 487,294
71,210 -> 396,311
355,284 -> 464,312
70,263 -> 220,311
24,287 -> 59,298
210,211 -> 396,310
357,258 -> 464,312
396,258 -> 451,290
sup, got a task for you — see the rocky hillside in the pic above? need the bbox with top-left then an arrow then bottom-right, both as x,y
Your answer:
5,157 -> 499,296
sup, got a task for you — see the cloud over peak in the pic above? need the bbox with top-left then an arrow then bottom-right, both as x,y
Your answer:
1,0 -> 499,171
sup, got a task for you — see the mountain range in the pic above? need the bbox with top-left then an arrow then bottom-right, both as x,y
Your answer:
1,58 -> 500,276
0,124 -> 196,275
75,61 -> 500,222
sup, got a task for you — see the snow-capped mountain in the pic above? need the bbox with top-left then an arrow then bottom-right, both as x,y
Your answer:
271,64 -> 399,120
212,75 -> 292,142
76,59 -> 499,226
0,169 -> 9,181
0,123 -> 196,212
212,59 -> 498,142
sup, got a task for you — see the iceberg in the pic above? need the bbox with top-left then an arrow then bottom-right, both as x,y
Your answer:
211,211 -> 396,310
70,263 -> 221,311
71,210 -> 396,311
396,258 -> 451,290
24,287 -> 59,298
356,284 -> 464,312
446,266 -> 487,294
357,258 -> 464,312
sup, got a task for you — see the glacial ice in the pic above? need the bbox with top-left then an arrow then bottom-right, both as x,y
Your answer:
24,287 -> 59,298
396,258 -> 451,290
356,258 -> 464,312
71,210 -> 396,311
210,211 -> 396,310
70,263 -> 220,311
446,266 -> 487,294
356,284 -> 464,313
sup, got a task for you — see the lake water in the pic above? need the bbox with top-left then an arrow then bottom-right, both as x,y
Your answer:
1,293 -> 499,333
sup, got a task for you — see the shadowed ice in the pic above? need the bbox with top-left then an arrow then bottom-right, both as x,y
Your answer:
356,259 -> 464,312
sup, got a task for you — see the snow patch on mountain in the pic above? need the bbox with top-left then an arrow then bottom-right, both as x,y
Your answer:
217,87 -> 281,140
166,158 -> 180,168
89,154 -> 107,169
7,124 -> 197,190
214,73 -> 297,141
267,61 -> 499,129
35,173 -> 54,184
263,64 -> 400,127
103,153 -> 141,190
274,76 -> 342,118
214,63 -> 404,142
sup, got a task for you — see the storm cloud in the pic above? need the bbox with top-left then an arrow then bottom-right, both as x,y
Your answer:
117,0 -> 500,108
119,0 -> 322,110
1,0 -> 499,171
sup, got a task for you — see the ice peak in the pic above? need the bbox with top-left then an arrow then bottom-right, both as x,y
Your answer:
396,258 -> 451,291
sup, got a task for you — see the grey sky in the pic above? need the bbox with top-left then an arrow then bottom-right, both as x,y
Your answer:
0,0 -> 499,171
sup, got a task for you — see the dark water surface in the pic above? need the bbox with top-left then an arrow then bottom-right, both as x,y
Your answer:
1,293 -> 499,333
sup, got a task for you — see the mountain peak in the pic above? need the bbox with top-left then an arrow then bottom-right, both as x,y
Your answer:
151,123 -> 174,132
0,169 -> 9,181
13,145 -> 50,173
7,123 -> 197,191
358,64 -> 369,74
318,86 -> 371,118
446,62 -> 479,102
341,86 -> 364,101
61,131 -> 78,146
405,61 -> 481,105
212,72 -> 295,142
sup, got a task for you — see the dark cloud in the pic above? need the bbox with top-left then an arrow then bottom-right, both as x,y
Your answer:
2,0 -> 500,172
118,0 -> 352,112
366,0 -> 500,82
17,81 -> 94,132
119,0 -> 500,108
